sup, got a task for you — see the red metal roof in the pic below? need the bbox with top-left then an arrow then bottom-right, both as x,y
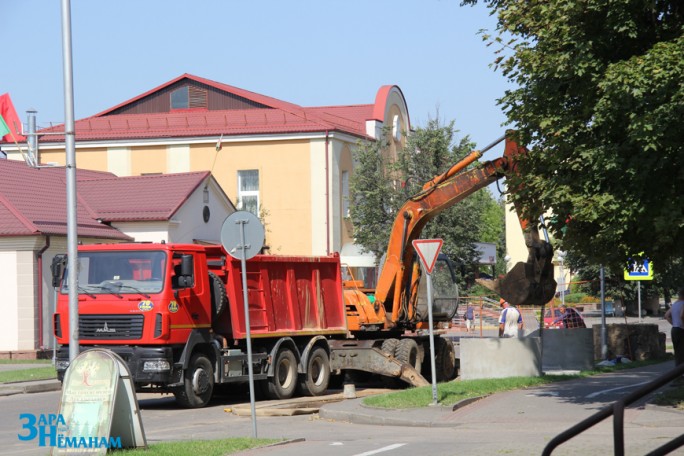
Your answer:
32,74 -> 384,143
78,171 -> 210,221
0,159 -> 129,239
0,159 -> 214,238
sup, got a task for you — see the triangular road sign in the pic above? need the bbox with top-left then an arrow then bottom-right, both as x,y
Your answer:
412,239 -> 443,274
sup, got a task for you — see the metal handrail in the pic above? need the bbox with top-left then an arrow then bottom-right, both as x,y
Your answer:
542,361 -> 684,455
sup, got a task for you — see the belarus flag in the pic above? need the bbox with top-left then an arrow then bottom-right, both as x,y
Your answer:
0,93 -> 26,143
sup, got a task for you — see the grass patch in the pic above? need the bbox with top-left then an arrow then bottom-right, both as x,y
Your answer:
118,438 -> 283,455
364,375 -> 571,408
0,366 -> 57,383
651,383 -> 684,410
0,359 -> 52,364
363,358 -> 671,409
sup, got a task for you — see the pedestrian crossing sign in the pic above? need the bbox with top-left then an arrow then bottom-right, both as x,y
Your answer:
624,257 -> 654,281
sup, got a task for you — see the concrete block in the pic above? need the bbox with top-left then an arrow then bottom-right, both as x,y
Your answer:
459,337 -> 541,380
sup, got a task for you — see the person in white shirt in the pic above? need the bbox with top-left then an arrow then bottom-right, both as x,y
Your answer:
665,287 -> 684,366
499,298 -> 523,338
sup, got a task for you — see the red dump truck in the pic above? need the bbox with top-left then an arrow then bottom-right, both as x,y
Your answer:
53,135 -> 555,407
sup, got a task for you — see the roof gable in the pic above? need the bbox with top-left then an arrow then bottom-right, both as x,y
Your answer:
24,76 -> 407,144
0,159 -> 129,239
78,171 -> 211,222
0,160 -> 217,238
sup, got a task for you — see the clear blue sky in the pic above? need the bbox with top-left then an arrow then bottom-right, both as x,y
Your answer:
2,0 -> 511,154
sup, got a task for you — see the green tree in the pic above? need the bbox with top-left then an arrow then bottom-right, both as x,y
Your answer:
349,119 -> 504,287
463,0 -> 683,288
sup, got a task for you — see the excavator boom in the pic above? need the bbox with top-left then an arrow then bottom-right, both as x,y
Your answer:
373,134 -> 556,326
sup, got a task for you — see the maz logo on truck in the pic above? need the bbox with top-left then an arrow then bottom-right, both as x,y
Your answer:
95,323 -> 116,333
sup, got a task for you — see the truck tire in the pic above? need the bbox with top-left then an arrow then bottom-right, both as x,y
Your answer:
266,347 -> 297,400
208,271 -> 227,317
298,346 -> 330,396
397,338 -> 421,372
434,337 -> 457,382
380,338 -> 402,388
173,353 -> 214,408
381,338 -> 400,357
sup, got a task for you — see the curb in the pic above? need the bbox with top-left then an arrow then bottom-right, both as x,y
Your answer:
0,380 -> 61,397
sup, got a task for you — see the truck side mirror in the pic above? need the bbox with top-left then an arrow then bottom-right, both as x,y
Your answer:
51,254 -> 67,288
177,254 -> 195,288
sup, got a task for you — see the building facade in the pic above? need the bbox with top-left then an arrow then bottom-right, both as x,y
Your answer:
4,74 -> 410,267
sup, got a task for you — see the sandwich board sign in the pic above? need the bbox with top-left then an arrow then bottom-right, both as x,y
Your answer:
52,349 -> 146,455
412,239 -> 443,274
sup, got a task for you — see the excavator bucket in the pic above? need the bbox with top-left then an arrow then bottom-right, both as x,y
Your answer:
477,237 -> 557,306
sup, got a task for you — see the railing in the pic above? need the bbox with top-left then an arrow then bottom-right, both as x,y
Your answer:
542,362 -> 684,456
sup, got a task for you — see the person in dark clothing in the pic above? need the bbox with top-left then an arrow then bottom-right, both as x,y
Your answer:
665,287 -> 684,366
553,305 -> 586,328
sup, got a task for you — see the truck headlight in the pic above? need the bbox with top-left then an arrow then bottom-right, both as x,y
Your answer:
143,360 -> 171,372
55,360 -> 70,371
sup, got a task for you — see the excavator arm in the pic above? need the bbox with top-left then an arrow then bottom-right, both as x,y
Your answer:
373,134 -> 556,327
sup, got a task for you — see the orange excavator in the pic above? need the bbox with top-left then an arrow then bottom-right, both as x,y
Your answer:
343,133 -> 557,333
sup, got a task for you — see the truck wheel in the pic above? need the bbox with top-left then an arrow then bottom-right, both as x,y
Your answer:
397,338 -> 421,371
298,347 -> 330,396
208,271 -> 227,317
434,337 -> 457,382
266,347 -> 297,400
381,338 -> 400,356
173,354 -> 214,408
380,338 -> 402,388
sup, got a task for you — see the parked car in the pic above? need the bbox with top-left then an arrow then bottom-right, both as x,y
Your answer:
544,308 -> 563,328
544,306 -> 585,328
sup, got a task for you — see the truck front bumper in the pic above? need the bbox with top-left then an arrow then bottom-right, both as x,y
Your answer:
55,345 -> 177,385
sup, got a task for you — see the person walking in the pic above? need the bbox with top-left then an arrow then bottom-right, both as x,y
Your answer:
664,287 -> 684,366
464,304 -> 475,333
499,299 -> 523,338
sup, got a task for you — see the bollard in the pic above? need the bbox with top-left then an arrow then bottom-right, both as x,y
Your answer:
343,383 -> 357,399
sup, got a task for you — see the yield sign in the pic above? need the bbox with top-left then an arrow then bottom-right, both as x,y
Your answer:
412,239 -> 443,274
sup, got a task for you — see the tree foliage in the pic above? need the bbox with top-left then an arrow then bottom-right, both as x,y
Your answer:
349,120 -> 505,286
463,0 -> 683,286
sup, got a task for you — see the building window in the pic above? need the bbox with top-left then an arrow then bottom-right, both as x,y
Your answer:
171,87 -> 189,110
170,86 -> 208,110
238,170 -> 259,215
342,171 -> 350,217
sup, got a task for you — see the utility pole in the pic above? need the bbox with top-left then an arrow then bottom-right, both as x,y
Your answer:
61,0 -> 79,362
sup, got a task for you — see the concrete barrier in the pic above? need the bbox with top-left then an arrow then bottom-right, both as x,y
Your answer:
592,323 -> 665,361
538,328 -> 594,371
459,329 -> 595,379
460,337 -> 541,380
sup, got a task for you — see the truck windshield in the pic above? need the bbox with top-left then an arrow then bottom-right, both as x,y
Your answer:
61,250 -> 167,295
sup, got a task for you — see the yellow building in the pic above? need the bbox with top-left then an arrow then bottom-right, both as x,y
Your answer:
5,74 -> 410,268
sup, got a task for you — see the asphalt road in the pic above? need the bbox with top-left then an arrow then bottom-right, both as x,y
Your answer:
2,359 -> 683,456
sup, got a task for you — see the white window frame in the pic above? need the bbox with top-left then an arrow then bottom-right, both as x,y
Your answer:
237,170 -> 260,215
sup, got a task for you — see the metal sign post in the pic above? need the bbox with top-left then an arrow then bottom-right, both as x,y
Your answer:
221,211 -> 264,439
624,256 -> 654,323
412,239 -> 443,406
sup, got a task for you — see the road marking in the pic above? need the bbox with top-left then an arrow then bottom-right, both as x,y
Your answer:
525,391 -> 559,397
353,443 -> 406,456
586,380 -> 651,399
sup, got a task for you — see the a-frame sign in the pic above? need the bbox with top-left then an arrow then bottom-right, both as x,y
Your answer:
412,239 -> 443,274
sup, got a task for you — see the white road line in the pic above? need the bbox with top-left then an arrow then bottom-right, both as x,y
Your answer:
352,443 -> 407,456
586,380 -> 651,399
